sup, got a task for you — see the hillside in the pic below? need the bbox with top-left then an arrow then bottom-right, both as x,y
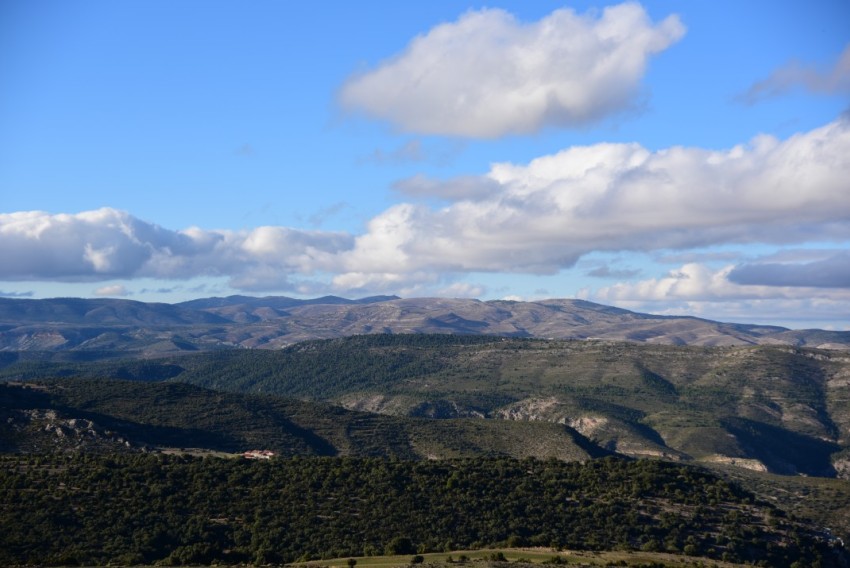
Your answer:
0,379 -> 601,462
6,334 -> 847,479
1,295 -> 848,353
2,453 -> 846,567
4,375 -> 850,548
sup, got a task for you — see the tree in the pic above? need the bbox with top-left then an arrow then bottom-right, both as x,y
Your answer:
385,537 -> 415,556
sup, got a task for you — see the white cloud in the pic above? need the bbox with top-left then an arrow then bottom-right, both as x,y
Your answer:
591,263 -> 771,302
0,208 -> 354,291
331,116 -> 850,287
94,284 -> 129,297
739,43 -> 850,104
339,3 -> 684,138
0,209 -> 175,279
436,282 -> 486,298
2,117 -> 849,301
597,250 -> 850,327
583,262 -> 850,328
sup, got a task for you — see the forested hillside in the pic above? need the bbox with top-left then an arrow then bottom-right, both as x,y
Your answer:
4,334 -> 850,562
2,454 -> 845,567
5,334 -> 848,478
0,379 -> 601,461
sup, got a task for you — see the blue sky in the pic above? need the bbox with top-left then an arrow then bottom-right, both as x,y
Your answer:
1,0 -> 849,329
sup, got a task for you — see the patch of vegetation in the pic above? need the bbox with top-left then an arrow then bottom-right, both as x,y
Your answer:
1,454 -> 844,567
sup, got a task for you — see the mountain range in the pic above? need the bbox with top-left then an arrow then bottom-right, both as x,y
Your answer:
1,295 -> 849,353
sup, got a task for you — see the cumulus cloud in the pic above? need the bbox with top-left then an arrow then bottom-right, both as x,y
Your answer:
94,284 -> 130,297
584,262 -> 850,327
339,3 -> 684,138
0,209 -> 181,279
589,262 -> 850,303
728,251 -> 850,288
2,117 -> 849,298
0,208 -> 354,291
331,116 -> 850,286
739,43 -> 850,104
592,263 -> 767,302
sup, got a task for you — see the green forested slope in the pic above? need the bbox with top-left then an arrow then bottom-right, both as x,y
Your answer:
4,334 -> 847,476
1,454 -> 844,567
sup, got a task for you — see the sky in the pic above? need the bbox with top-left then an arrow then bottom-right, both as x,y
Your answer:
1,1 -> 849,330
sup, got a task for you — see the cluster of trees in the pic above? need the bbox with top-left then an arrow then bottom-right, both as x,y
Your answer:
1,454 -> 843,566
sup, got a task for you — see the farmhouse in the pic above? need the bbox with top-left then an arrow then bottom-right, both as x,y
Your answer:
242,450 -> 275,460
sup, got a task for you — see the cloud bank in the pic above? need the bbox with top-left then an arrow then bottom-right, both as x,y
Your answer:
1,117 -> 848,299
728,251 -> 850,288
585,262 -> 850,328
592,263 -> 850,303
339,3 -> 685,137
0,208 -> 353,292
335,116 -> 850,290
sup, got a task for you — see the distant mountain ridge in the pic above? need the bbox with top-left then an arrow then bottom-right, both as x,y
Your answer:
0,295 -> 848,353
176,294 -> 400,311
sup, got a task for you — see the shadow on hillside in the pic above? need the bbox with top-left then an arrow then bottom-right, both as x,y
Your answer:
721,416 -> 840,476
